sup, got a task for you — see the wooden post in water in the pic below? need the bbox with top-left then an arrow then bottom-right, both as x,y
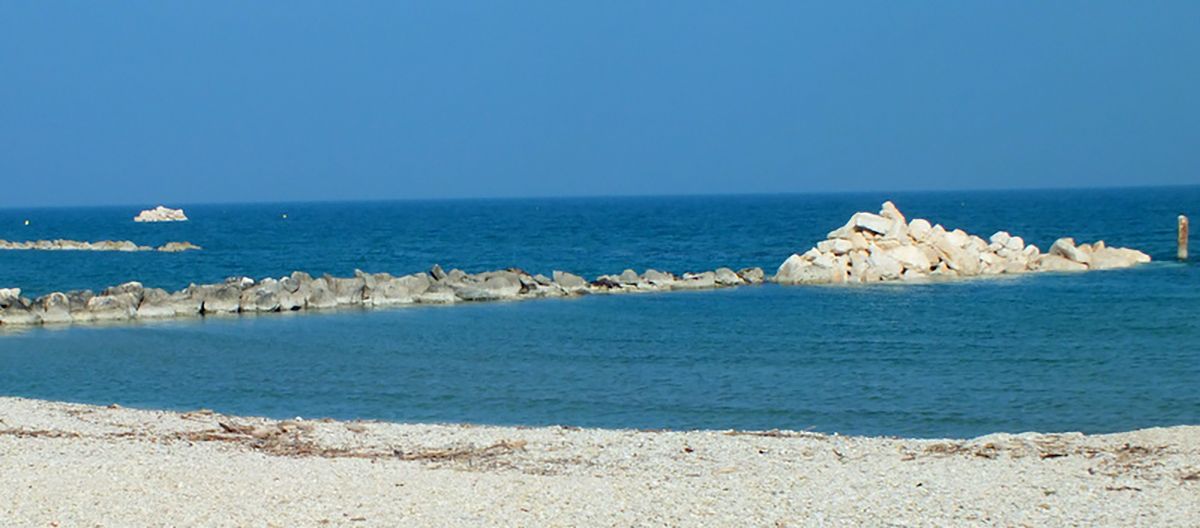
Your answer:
1180,215 -> 1189,261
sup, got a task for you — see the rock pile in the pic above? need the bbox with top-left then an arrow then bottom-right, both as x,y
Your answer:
774,202 -> 1151,285
0,240 -> 202,252
0,265 -> 765,326
134,206 -> 188,222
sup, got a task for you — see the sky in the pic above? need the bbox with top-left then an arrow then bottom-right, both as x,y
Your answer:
1,2 -> 1198,207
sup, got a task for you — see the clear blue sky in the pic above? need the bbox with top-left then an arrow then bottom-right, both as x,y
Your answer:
2,2 -> 1198,207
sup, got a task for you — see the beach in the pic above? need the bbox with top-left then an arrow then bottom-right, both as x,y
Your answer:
2,397 -> 1196,526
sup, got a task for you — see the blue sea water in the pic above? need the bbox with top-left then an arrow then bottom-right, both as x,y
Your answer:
0,187 -> 1197,438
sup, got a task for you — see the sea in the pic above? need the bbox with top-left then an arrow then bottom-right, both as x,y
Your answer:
0,187 -> 1197,438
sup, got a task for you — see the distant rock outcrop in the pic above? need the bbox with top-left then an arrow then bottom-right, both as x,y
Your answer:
134,206 -> 188,222
774,202 -> 1151,285
0,240 -> 201,252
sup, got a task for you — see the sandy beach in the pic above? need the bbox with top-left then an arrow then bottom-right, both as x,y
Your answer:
1,397 -> 1196,526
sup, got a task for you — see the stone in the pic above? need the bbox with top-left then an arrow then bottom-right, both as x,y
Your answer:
1049,238 -> 1091,265
157,241 -> 202,252
86,292 -> 139,321
446,269 -> 469,284
1033,254 -> 1088,272
552,271 -> 589,292
65,290 -> 94,314
133,205 -> 188,222
886,245 -> 932,272
369,274 -> 431,306
880,201 -> 906,224
415,284 -> 458,304
1005,236 -> 1024,252
817,238 -> 853,255
714,267 -> 744,286
0,304 -> 40,325
302,278 -> 338,309
190,283 -> 242,314
852,212 -> 893,236
36,292 -> 72,324
737,267 -> 765,284
324,275 -> 365,305
429,264 -> 448,281
167,290 -> 203,316
136,288 -> 177,318
617,269 -> 640,285
102,282 -> 145,305
908,219 -> 932,242
642,269 -> 675,286
1089,247 -> 1151,270
676,271 -> 718,289
848,232 -> 869,250
456,275 -> 522,301
866,250 -> 902,280
240,280 -> 282,313
943,229 -> 970,248
989,231 -> 1011,246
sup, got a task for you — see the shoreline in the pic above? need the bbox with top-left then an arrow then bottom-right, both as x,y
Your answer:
2,397 -> 1197,526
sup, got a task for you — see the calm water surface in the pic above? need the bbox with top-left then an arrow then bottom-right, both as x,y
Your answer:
0,188 -> 1197,438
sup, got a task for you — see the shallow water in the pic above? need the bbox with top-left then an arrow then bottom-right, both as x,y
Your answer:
1,188 -> 1197,437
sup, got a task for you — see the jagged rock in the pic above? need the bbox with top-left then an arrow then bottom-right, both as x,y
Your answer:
880,201 -> 906,224
737,267 -> 765,284
552,271 -> 589,292
0,288 -> 21,303
886,245 -> 932,273
446,269 -> 469,284
369,273 -> 431,306
134,205 -> 188,222
302,278 -> 338,309
866,249 -> 903,280
240,279 -> 282,313
167,290 -> 203,316
190,283 -> 242,314
86,292 -> 140,321
817,238 -> 853,255
36,292 -> 72,324
324,275 -> 365,305
852,212 -> 894,236
133,288 -> 176,318
1050,238 -> 1092,266
102,282 -> 145,305
429,264 -> 448,281
0,292 -> 40,325
714,267 -> 744,286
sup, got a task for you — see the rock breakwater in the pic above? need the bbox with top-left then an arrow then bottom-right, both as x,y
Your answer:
774,202 -> 1151,284
0,240 -> 201,252
0,265 -> 765,326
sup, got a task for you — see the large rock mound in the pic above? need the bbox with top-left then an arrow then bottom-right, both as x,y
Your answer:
774,201 -> 1150,285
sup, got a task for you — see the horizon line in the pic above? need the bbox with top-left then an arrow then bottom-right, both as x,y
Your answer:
2,181 -> 1197,211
